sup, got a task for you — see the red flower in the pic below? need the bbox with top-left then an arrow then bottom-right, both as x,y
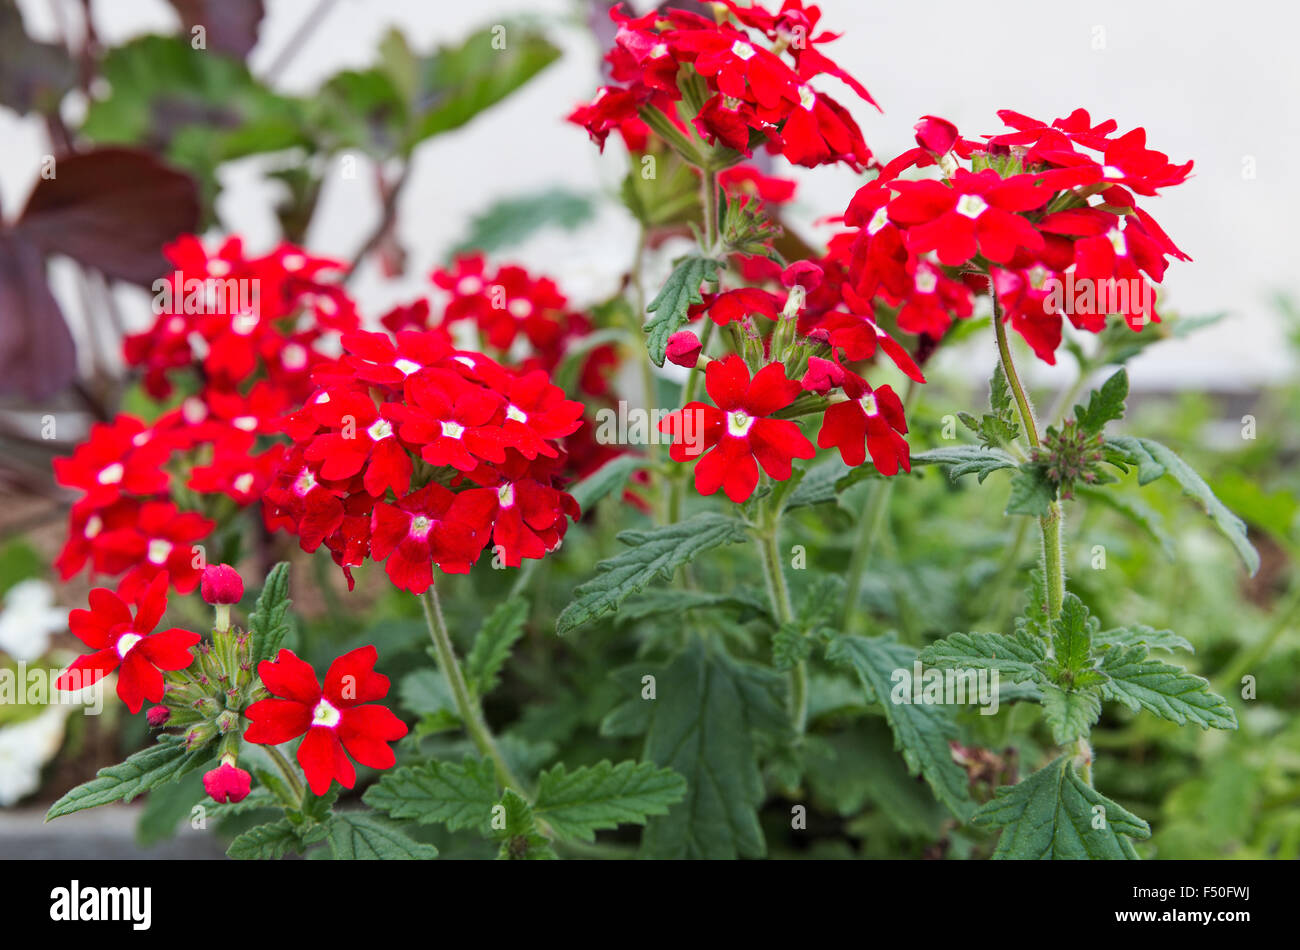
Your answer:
660,355 -> 815,503
369,483 -> 487,593
93,501 -> 216,599
56,574 -> 200,714
302,389 -> 413,497
387,369 -> 509,472
52,416 -> 170,506
244,647 -> 408,796
817,372 -> 911,475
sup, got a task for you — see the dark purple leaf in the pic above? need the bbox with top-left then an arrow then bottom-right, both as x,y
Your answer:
0,0 -> 77,114
0,232 -> 76,399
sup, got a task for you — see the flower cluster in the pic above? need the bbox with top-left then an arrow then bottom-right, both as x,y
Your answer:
267,329 -> 583,592
569,0 -> 879,170
838,109 -> 1192,362
55,238 -> 360,598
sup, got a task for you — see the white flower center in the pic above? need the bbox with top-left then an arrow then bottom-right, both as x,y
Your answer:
281,343 -> 308,370
233,415 -> 258,432
508,298 -> 533,318
232,312 -> 259,336
207,260 -> 231,278
914,267 -> 938,294
457,275 -> 483,295
955,194 -> 988,219
731,40 -> 755,60
1107,227 -> 1128,256
85,515 -> 103,539
1102,165 -> 1124,180
409,515 -> 433,540
147,539 -> 173,565
498,483 -> 516,508
367,419 -> 393,441
182,397 -> 207,423
233,473 -> 255,494
282,253 -> 306,271
859,393 -> 879,416
506,405 -> 528,424
293,469 -> 317,497
728,410 -> 755,437
650,42 -> 668,58
98,463 -> 124,486
440,421 -> 465,439
312,698 -> 341,729
798,84 -> 816,111
394,358 -> 422,376
115,633 -> 142,659
867,206 -> 890,236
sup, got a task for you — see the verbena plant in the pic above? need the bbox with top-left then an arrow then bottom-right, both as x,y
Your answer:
41,0 -> 1258,860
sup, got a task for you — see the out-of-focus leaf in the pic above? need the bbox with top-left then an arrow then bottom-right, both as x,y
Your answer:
450,188 -> 596,257
0,0 -> 76,115
0,233 -> 76,398
167,0 -> 266,59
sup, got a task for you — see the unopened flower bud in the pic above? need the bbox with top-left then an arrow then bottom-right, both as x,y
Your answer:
145,706 -> 171,728
202,760 -> 252,804
914,114 -> 959,155
201,564 -> 244,606
665,330 -> 703,368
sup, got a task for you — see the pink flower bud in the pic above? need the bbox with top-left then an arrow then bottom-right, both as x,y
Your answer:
203,762 -> 252,804
200,564 -> 244,605
801,356 -> 845,394
145,706 -> 171,727
665,330 -> 703,368
780,260 -> 824,291
914,115 -> 959,155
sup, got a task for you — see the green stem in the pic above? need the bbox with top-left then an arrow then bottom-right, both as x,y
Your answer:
699,166 -> 719,256
992,293 -> 1064,619
264,744 -> 306,806
419,587 -> 523,793
755,505 -> 803,733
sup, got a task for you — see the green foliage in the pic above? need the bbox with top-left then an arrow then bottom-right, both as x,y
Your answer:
364,758 -> 498,833
532,760 -> 687,841
912,446 -> 1019,484
919,628 -> 1046,683
958,363 -> 1021,448
465,599 -> 529,698
643,256 -> 720,366
555,513 -> 749,634
1005,465 -> 1057,516
46,738 -> 209,820
972,756 -> 1150,859
449,188 -> 594,257
1099,646 -> 1237,730
250,562 -> 293,665
1073,369 -> 1129,436
601,638 -> 788,858
491,789 -> 555,860
326,812 -> 439,860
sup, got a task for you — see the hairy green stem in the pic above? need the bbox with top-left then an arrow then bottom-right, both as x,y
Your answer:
755,504 -> 803,733
264,743 -> 306,806
420,587 -> 523,793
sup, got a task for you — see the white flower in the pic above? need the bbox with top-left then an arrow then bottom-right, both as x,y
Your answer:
0,580 -> 69,662
0,706 -> 69,806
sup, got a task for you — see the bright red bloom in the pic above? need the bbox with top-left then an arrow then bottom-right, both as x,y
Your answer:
302,389 -> 412,497
244,647 -> 408,796
386,369 -> 509,472
56,574 -> 200,714
369,483 -> 487,593
92,501 -> 216,599
660,355 -> 815,503
52,416 -> 171,506
817,372 -> 911,475
203,762 -> 252,804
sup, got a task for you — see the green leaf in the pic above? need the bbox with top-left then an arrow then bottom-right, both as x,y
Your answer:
972,756 -> 1150,859
783,457 -> 852,509
1040,683 -> 1102,744
250,561 -> 293,665
327,812 -> 438,859
1075,485 -> 1175,559
491,789 -> 556,860
555,512 -> 749,635
363,758 -> 498,833
601,638 -> 788,859
1005,465 -> 1056,516
772,623 -> 813,671
911,446 -> 1019,483
1073,368 -> 1129,436
958,363 -> 1021,448
1043,594 -> 1098,685
826,636 -> 974,820
413,24 -> 561,146
618,588 -> 769,625
1099,645 -> 1237,730
1094,624 -> 1193,655
568,453 -> 646,512
465,599 -> 528,697
226,819 -> 303,860
45,738 -> 208,820
1107,436 -> 1259,574
643,256 -> 719,366
919,629 -> 1047,684
450,188 -> 595,256
532,760 -> 686,842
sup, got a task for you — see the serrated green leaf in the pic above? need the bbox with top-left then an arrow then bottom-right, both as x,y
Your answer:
227,819 -> 303,860
533,760 -> 686,842
1107,436 -> 1259,574
972,755 -> 1149,859
465,599 -> 528,697
250,561 -> 292,665
1049,594 -> 1098,682
327,812 -> 438,859
492,789 -> 556,859
783,457 -> 852,509
644,256 -> 719,365
911,446 -> 1018,483
555,512 -> 749,634
45,738 -> 209,820
826,635 -> 974,820
618,588 -> 769,624
1040,683 -> 1102,743
1095,624 -> 1193,654
1099,645 -> 1237,730
919,629 -> 1047,684
450,187 -> 594,257
602,638 -> 787,859
1074,368 -> 1129,436
363,758 -> 498,832
771,623 -> 813,671
568,453 -> 646,512
1006,465 -> 1056,516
